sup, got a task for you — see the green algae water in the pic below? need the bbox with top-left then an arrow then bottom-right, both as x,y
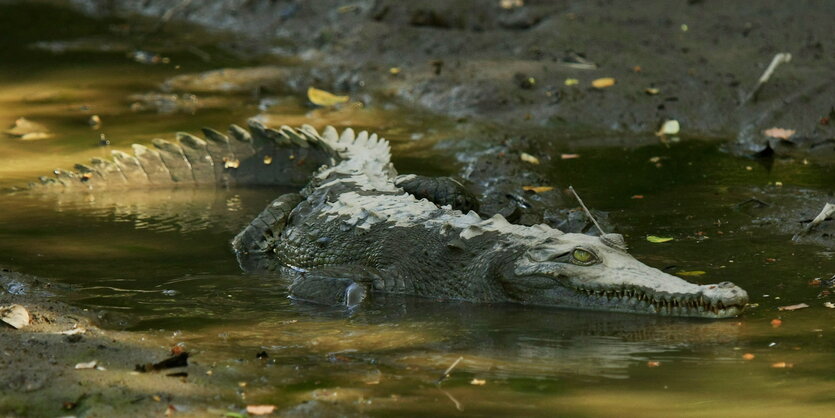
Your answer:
1,3 -> 834,416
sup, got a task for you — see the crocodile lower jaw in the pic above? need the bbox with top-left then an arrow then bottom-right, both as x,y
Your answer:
567,284 -> 746,318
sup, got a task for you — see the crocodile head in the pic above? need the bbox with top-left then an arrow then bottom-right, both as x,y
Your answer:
504,232 -> 748,318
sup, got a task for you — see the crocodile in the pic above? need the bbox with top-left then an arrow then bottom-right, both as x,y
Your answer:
25,120 -> 749,318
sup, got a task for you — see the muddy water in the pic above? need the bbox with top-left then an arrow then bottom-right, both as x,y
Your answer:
1,3 -> 835,416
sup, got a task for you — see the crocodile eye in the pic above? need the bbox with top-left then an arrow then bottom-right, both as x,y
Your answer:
571,248 -> 598,266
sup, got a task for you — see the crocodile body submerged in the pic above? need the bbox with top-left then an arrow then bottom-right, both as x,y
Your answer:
27,120 -> 749,318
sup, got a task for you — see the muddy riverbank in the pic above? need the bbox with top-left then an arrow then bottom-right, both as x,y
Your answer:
65,0 -> 835,159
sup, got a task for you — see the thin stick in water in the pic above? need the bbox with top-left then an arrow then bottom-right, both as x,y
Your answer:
436,356 -> 464,385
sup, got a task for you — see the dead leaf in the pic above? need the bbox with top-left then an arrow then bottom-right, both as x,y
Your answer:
742,353 -> 755,360
522,186 -> 554,193
656,120 -> 680,136
631,195 -> 644,199
223,158 -> 240,169
564,78 -> 579,86
389,67 -> 401,75
519,152 -> 540,165
778,303 -> 809,311
75,360 -> 98,369
645,87 -> 660,95
0,304 -> 30,329
560,153 -> 580,159
591,77 -> 616,88
770,319 -> 782,327
307,87 -> 349,107
5,118 -> 51,140
263,155 -> 273,165
499,0 -> 524,9
771,362 -> 793,369
646,361 -> 661,367
676,271 -> 706,277
246,405 -> 277,415
470,378 -> 487,385
762,127 -> 795,140
646,235 -> 674,243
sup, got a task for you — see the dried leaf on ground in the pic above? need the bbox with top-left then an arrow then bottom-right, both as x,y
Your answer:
0,304 -> 30,329
762,127 -> 795,140
522,186 -> 554,193
5,117 -> 51,140
591,77 -> 616,88
246,405 -> 276,415
770,319 -> 782,327
777,303 -> 809,311
470,378 -> 487,385
645,87 -> 660,95
74,360 -> 98,369
742,353 -> 756,360
656,120 -> 680,136
307,87 -> 349,106
646,235 -> 674,243
560,153 -> 580,159
646,361 -> 661,367
519,152 -> 540,164
499,0 -> 524,9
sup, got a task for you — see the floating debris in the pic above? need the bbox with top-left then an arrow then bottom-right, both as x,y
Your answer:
4,117 -> 51,140
647,236 -> 674,243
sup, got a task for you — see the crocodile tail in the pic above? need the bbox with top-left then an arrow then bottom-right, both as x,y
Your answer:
27,119 -> 341,191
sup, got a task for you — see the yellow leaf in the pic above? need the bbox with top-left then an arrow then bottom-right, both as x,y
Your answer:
522,186 -> 554,193
389,67 -> 401,75
307,87 -> 349,107
647,235 -> 674,243
676,271 -> 706,277
564,78 -> 579,86
645,87 -> 660,95
591,77 -> 616,88
470,378 -> 487,385
519,152 -> 540,164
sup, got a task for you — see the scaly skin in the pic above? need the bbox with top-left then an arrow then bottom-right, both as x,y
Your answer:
240,125 -> 749,318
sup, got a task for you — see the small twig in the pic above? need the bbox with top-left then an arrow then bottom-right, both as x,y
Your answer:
436,356 -> 463,385
568,186 -> 606,235
742,52 -> 792,104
